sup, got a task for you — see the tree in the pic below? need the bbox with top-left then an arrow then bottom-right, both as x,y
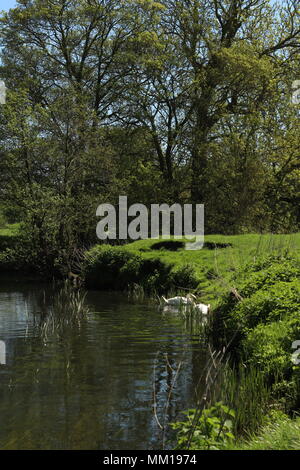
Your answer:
158,0 -> 300,208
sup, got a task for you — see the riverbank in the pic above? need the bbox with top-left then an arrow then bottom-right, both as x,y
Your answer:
83,233 -> 300,302
1,226 -> 300,449
168,248 -> 300,450
1,223 -> 299,294
230,414 -> 300,450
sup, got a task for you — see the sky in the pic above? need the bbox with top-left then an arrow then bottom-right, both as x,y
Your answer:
0,0 -> 278,12
1,0 -> 17,12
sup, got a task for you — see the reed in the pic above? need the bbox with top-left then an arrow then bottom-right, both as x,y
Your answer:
169,342 -> 273,449
212,362 -> 272,437
38,282 -> 89,339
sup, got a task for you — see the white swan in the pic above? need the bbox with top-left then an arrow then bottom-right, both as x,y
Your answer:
161,293 -> 197,306
194,303 -> 211,315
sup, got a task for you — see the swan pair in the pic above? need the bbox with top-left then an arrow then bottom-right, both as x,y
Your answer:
161,294 -> 211,315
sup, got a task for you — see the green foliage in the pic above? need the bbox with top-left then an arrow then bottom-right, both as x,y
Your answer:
217,364 -> 271,436
213,253 -> 300,410
229,412 -> 300,450
0,212 -> 6,229
83,244 -> 200,294
239,258 -> 300,297
172,264 -> 198,290
242,322 -> 292,375
0,0 -> 299,251
171,363 -> 271,450
229,281 -> 300,332
82,234 -> 300,304
214,255 -> 300,340
83,246 -> 141,290
171,402 -> 235,450
0,223 -> 20,250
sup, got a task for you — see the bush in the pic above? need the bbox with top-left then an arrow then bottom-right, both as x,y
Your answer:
83,245 -> 142,289
83,244 -> 198,294
228,281 -> 300,332
139,257 -> 174,293
83,245 -> 173,293
213,255 -> 300,342
171,402 -> 235,450
172,264 -> 198,290
238,259 -> 300,297
212,254 -> 300,410
242,321 -> 292,376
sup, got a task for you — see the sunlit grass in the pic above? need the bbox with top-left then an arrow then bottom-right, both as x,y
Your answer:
0,222 -> 21,237
122,233 -> 300,305
229,415 -> 300,450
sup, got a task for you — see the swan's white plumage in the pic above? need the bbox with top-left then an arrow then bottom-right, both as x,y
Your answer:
194,303 -> 211,315
161,294 -> 196,306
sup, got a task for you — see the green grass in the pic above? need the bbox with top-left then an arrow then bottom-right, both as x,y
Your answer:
0,223 -> 21,251
120,234 -> 300,450
230,414 -> 300,450
0,222 -> 20,237
121,233 -> 300,304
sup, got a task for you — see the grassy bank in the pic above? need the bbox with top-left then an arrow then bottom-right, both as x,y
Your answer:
162,238 -> 300,450
83,233 -> 300,301
1,228 -> 299,292
230,414 -> 300,450
212,253 -> 300,409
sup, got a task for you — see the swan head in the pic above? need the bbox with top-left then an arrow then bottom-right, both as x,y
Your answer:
187,293 -> 197,303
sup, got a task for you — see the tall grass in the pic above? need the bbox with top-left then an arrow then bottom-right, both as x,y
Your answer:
229,414 -> 300,450
169,344 -> 273,450
213,362 -> 272,437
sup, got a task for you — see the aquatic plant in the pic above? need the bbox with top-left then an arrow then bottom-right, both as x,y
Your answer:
38,282 -> 89,338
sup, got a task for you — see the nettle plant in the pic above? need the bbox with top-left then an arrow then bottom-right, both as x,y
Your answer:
171,402 -> 235,450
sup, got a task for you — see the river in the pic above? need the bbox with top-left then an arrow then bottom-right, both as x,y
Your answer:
0,278 -> 207,450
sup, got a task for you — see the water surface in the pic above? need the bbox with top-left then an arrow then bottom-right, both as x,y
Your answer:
0,280 -> 207,449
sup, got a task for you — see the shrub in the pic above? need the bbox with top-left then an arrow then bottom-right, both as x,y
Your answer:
139,257 -> 174,293
212,253 -> 300,411
213,256 -> 300,343
238,259 -> 300,297
83,245 -> 173,293
83,245 -> 142,289
83,244 -> 199,294
242,321 -> 292,376
171,402 -> 235,450
172,264 -> 198,290
228,281 -> 300,333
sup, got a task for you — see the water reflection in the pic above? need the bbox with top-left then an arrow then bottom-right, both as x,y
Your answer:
0,280 -> 207,449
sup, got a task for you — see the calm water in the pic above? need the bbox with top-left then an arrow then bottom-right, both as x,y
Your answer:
0,279 -> 207,450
